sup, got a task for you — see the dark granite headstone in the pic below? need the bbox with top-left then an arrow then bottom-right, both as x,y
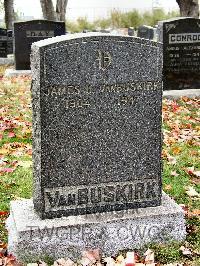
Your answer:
14,20 -> 65,70
0,28 -> 7,58
7,30 -> 13,54
163,17 -> 200,90
31,33 -> 162,219
137,25 -> 154,40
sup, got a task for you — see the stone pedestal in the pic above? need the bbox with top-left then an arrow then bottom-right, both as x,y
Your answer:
0,57 -> 14,65
163,89 -> 200,99
4,69 -> 31,77
7,192 -> 186,263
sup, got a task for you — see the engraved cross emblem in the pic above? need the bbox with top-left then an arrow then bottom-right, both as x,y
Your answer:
97,50 -> 112,71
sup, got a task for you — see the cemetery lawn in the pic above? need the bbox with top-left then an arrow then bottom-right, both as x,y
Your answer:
0,66 -> 199,265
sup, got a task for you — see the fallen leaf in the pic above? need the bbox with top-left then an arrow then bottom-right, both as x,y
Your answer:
185,167 -> 200,178
164,184 -> 172,191
0,168 -> 15,173
185,186 -> 200,197
171,146 -> 182,155
79,257 -> 93,266
0,211 -> 9,216
82,249 -> 101,262
103,257 -> 116,266
17,161 -> 32,168
8,132 -> 15,138
171,171 -> 179,177
53,258 -> 75,266
179,204 -> 189,216
191,178 -> 200,185
189,209 -> 200,217
180,246 -> 192,256
0,148 -> 10,155
167,155 -> 177,165
144,249 -> 154,264
116,255 -> 124,263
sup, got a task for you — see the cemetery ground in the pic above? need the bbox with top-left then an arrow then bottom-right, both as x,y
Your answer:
0,65 -> 199,265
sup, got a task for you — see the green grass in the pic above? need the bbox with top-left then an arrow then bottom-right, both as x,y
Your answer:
0,66 -> 199,264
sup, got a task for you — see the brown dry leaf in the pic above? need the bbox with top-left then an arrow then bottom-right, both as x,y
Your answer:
185,167 -> 200,178
179,204 -> 189,216
2,255 -> 22,266
189,150 -> 199,156
171,146 -> 182,155
164,184 -> 172,191
189,209 -> 200,217
191,178 -> 200,185
0,148 -> 10,155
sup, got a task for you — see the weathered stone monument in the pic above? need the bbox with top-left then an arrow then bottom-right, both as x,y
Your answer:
137,25 -> 154,40
0,28 -> 7,58
7,33 -> 186,262
14,20 -> 65,70
162,17 -> 200,90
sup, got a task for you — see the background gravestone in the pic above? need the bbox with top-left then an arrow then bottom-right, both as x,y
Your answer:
7,30 -> 13,54
0,28 -> 7,58
163,17 -> 200,90
137,25 -> 154,40
128,27 -> 135,36
31,34 -> 163,219
14,20 -> 65,70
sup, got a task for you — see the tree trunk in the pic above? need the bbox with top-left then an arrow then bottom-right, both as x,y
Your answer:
176,0 -> 199,18
40,0 -> 56,21
56,0 -> 68,21
4,0 -> 14,29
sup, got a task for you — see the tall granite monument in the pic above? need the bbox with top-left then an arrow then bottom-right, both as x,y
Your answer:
7,33 -> 186,262
162,17 -> 200,90
14,20 -> 65,70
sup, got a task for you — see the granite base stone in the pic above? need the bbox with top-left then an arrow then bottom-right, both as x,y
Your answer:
163,89 -> 200,99
7,192 -> 186,263
0,57 -> 14,65
4,69 -> 31,77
